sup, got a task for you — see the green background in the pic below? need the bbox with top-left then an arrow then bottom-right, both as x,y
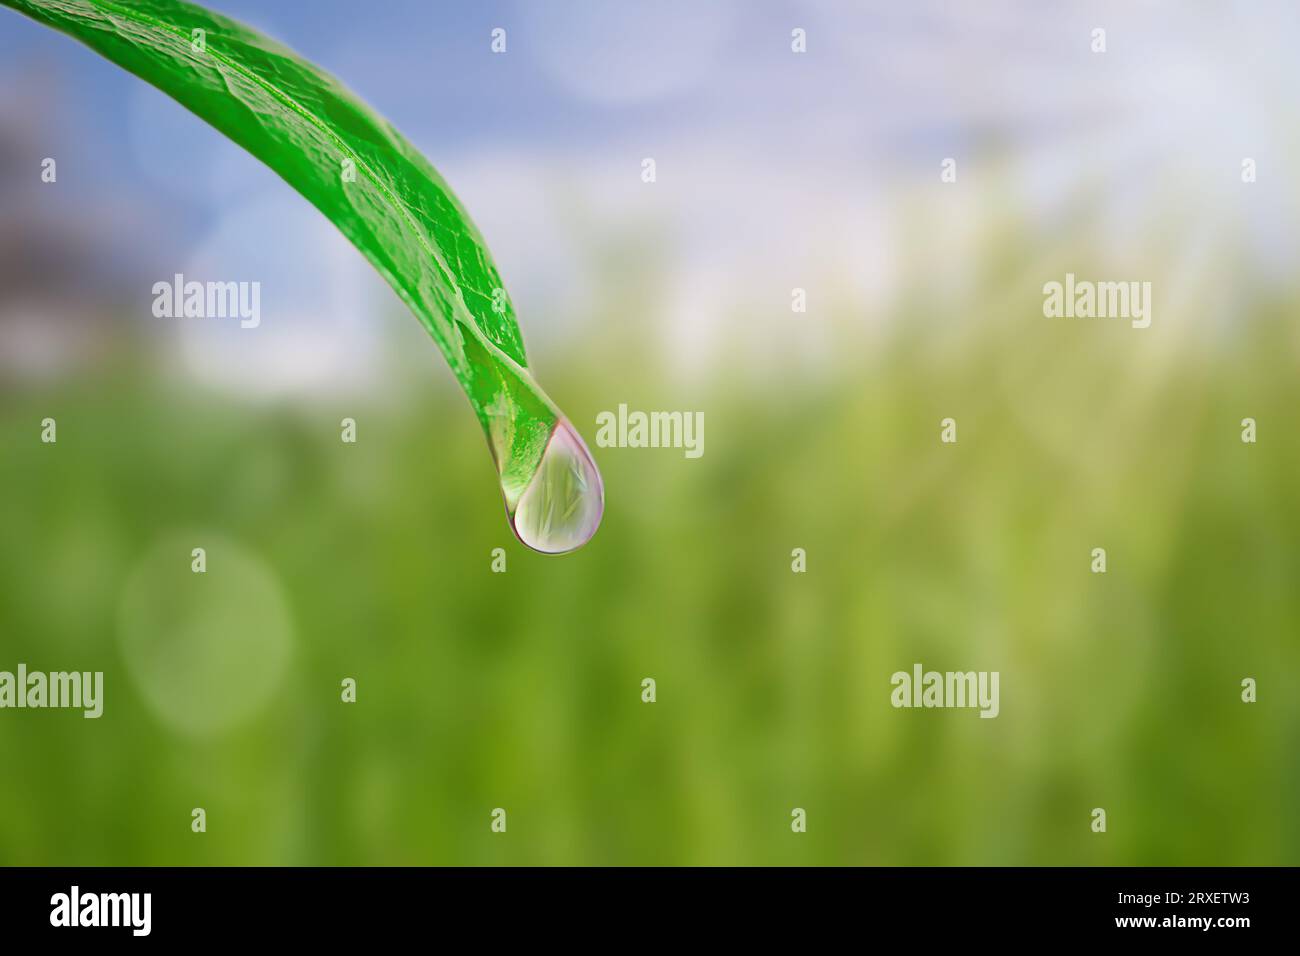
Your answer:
2,0 -> 1298,866
2,223 -> 1297,864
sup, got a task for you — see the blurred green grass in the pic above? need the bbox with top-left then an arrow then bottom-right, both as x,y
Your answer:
1,214 -> 1298,866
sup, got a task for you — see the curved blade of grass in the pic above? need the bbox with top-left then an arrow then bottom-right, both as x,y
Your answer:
3,0 -> 603,553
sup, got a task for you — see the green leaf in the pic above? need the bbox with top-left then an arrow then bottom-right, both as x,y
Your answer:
4,0 -> 602,552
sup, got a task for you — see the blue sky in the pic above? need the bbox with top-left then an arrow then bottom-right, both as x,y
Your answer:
3,1 -> 1299,393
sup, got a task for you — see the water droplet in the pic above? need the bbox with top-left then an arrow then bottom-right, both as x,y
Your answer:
510,419 -> 604,553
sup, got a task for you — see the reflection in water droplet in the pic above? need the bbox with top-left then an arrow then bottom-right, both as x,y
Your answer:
510,420 -> 604,554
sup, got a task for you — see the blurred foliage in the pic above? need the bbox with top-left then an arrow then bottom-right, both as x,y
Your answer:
1,206 -> 1299,866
